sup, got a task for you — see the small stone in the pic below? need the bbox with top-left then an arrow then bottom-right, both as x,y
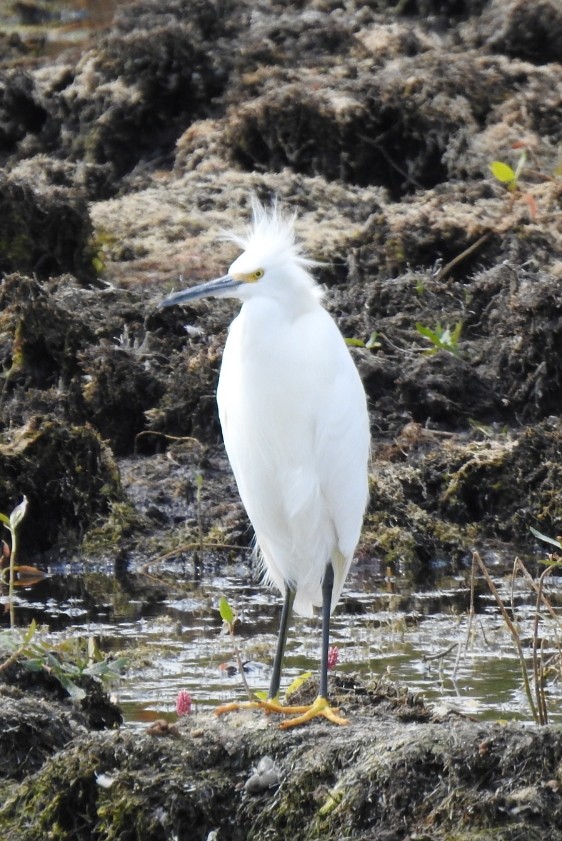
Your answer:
244,756 -> 280,794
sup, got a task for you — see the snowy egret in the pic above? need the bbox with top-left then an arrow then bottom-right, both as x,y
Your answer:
159,199 -> 370,727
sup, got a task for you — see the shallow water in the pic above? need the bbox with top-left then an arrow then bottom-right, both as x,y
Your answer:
2,553 -> 562,728
0,0 -> 131,58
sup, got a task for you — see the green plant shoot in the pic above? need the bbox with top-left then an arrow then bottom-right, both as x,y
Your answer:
218,597 -> 252,700
530,526 -> 562,552
1,496 -> 28,627
490,160 -> 517,188
416,321 -> 462,356
284,671 -> 313,700
219,595 -> 236,626
345,330 -> 381,350
490,149 -> 527,191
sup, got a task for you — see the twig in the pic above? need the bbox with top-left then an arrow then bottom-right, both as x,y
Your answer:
472,550 -> 539,723
461,551 -> 478,655
513,557 -> 562,629
0,641 -> 25,673
134,430 -> 206,455
532,565 -> 553,725
422,642 -> 459,662
435,232 -> 493,282
139,541 -> 250,581
357,131 -> 425,191
233,644 -> 253,701
454,554 -> 477,681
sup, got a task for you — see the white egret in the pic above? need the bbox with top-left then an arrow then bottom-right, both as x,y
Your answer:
159,199 -> 370,727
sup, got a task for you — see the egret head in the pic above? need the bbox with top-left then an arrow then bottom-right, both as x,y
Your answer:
159,197 -> 321,310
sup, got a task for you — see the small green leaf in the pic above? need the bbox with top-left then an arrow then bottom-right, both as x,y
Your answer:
92,256 -> 105,275
416,321 -> 461,356
23,619 -> 38,644
284,671 -> 313,699
416,322 -> 442,354
489,161 -> 516,185
9,496 -> 28,532
416,322 -> 439,342
21,658 -> 44,672
254,690 -> 268,701
44,651 -> 79,677
451,321 -> 463,344
365,330 -> 381,350
346,331 -> 382,350
414,277 -> 426,295
57,674 -> 87,702
83,657 -> 127,678
541,556 -> 562,568
530,526 -> 562,551
219,596 -> 235,625
0,513 -> 10,528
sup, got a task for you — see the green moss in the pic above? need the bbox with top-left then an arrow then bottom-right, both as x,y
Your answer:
370,521 -> 419,564
0,418 -> 124,554
0,233 -> 32,266
3,319 -> 25,381
81,501 -> 146,552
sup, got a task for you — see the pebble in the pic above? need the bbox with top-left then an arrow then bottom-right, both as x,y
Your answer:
244,755 -> 280,794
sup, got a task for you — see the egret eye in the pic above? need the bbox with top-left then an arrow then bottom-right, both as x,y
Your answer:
253,268 -> 264,280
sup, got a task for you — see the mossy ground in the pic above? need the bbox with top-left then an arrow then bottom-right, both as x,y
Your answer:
1,675 -> 562,841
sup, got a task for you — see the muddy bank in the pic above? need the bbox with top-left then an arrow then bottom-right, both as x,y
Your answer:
2,674 -> 562,841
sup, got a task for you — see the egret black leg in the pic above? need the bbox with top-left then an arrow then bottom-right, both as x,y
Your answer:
269,584 -> 295,699
319,562 -> 334,699
216,571 -> 345,728
243,563 -> 346,728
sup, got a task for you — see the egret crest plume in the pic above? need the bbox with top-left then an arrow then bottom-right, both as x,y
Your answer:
223,196 -> 319,273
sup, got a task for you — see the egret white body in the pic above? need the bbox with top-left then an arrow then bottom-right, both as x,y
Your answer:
160,200 -> 370,725
219,279 -> 368,618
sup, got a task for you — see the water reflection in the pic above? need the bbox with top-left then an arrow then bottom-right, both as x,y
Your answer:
2,556 -> 562,727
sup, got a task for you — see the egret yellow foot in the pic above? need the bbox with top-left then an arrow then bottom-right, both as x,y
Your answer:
214,700 -> 261,716
269,695 -> 349,729
260,695 -> 349,730
214,699 -> 292,717
215,696 -> 348,729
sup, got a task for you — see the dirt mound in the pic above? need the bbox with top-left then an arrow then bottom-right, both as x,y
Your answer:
0,173 -> 96,280
2,676 -> 562,841
0,0 -> 561,562
0,659 -> 122,783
